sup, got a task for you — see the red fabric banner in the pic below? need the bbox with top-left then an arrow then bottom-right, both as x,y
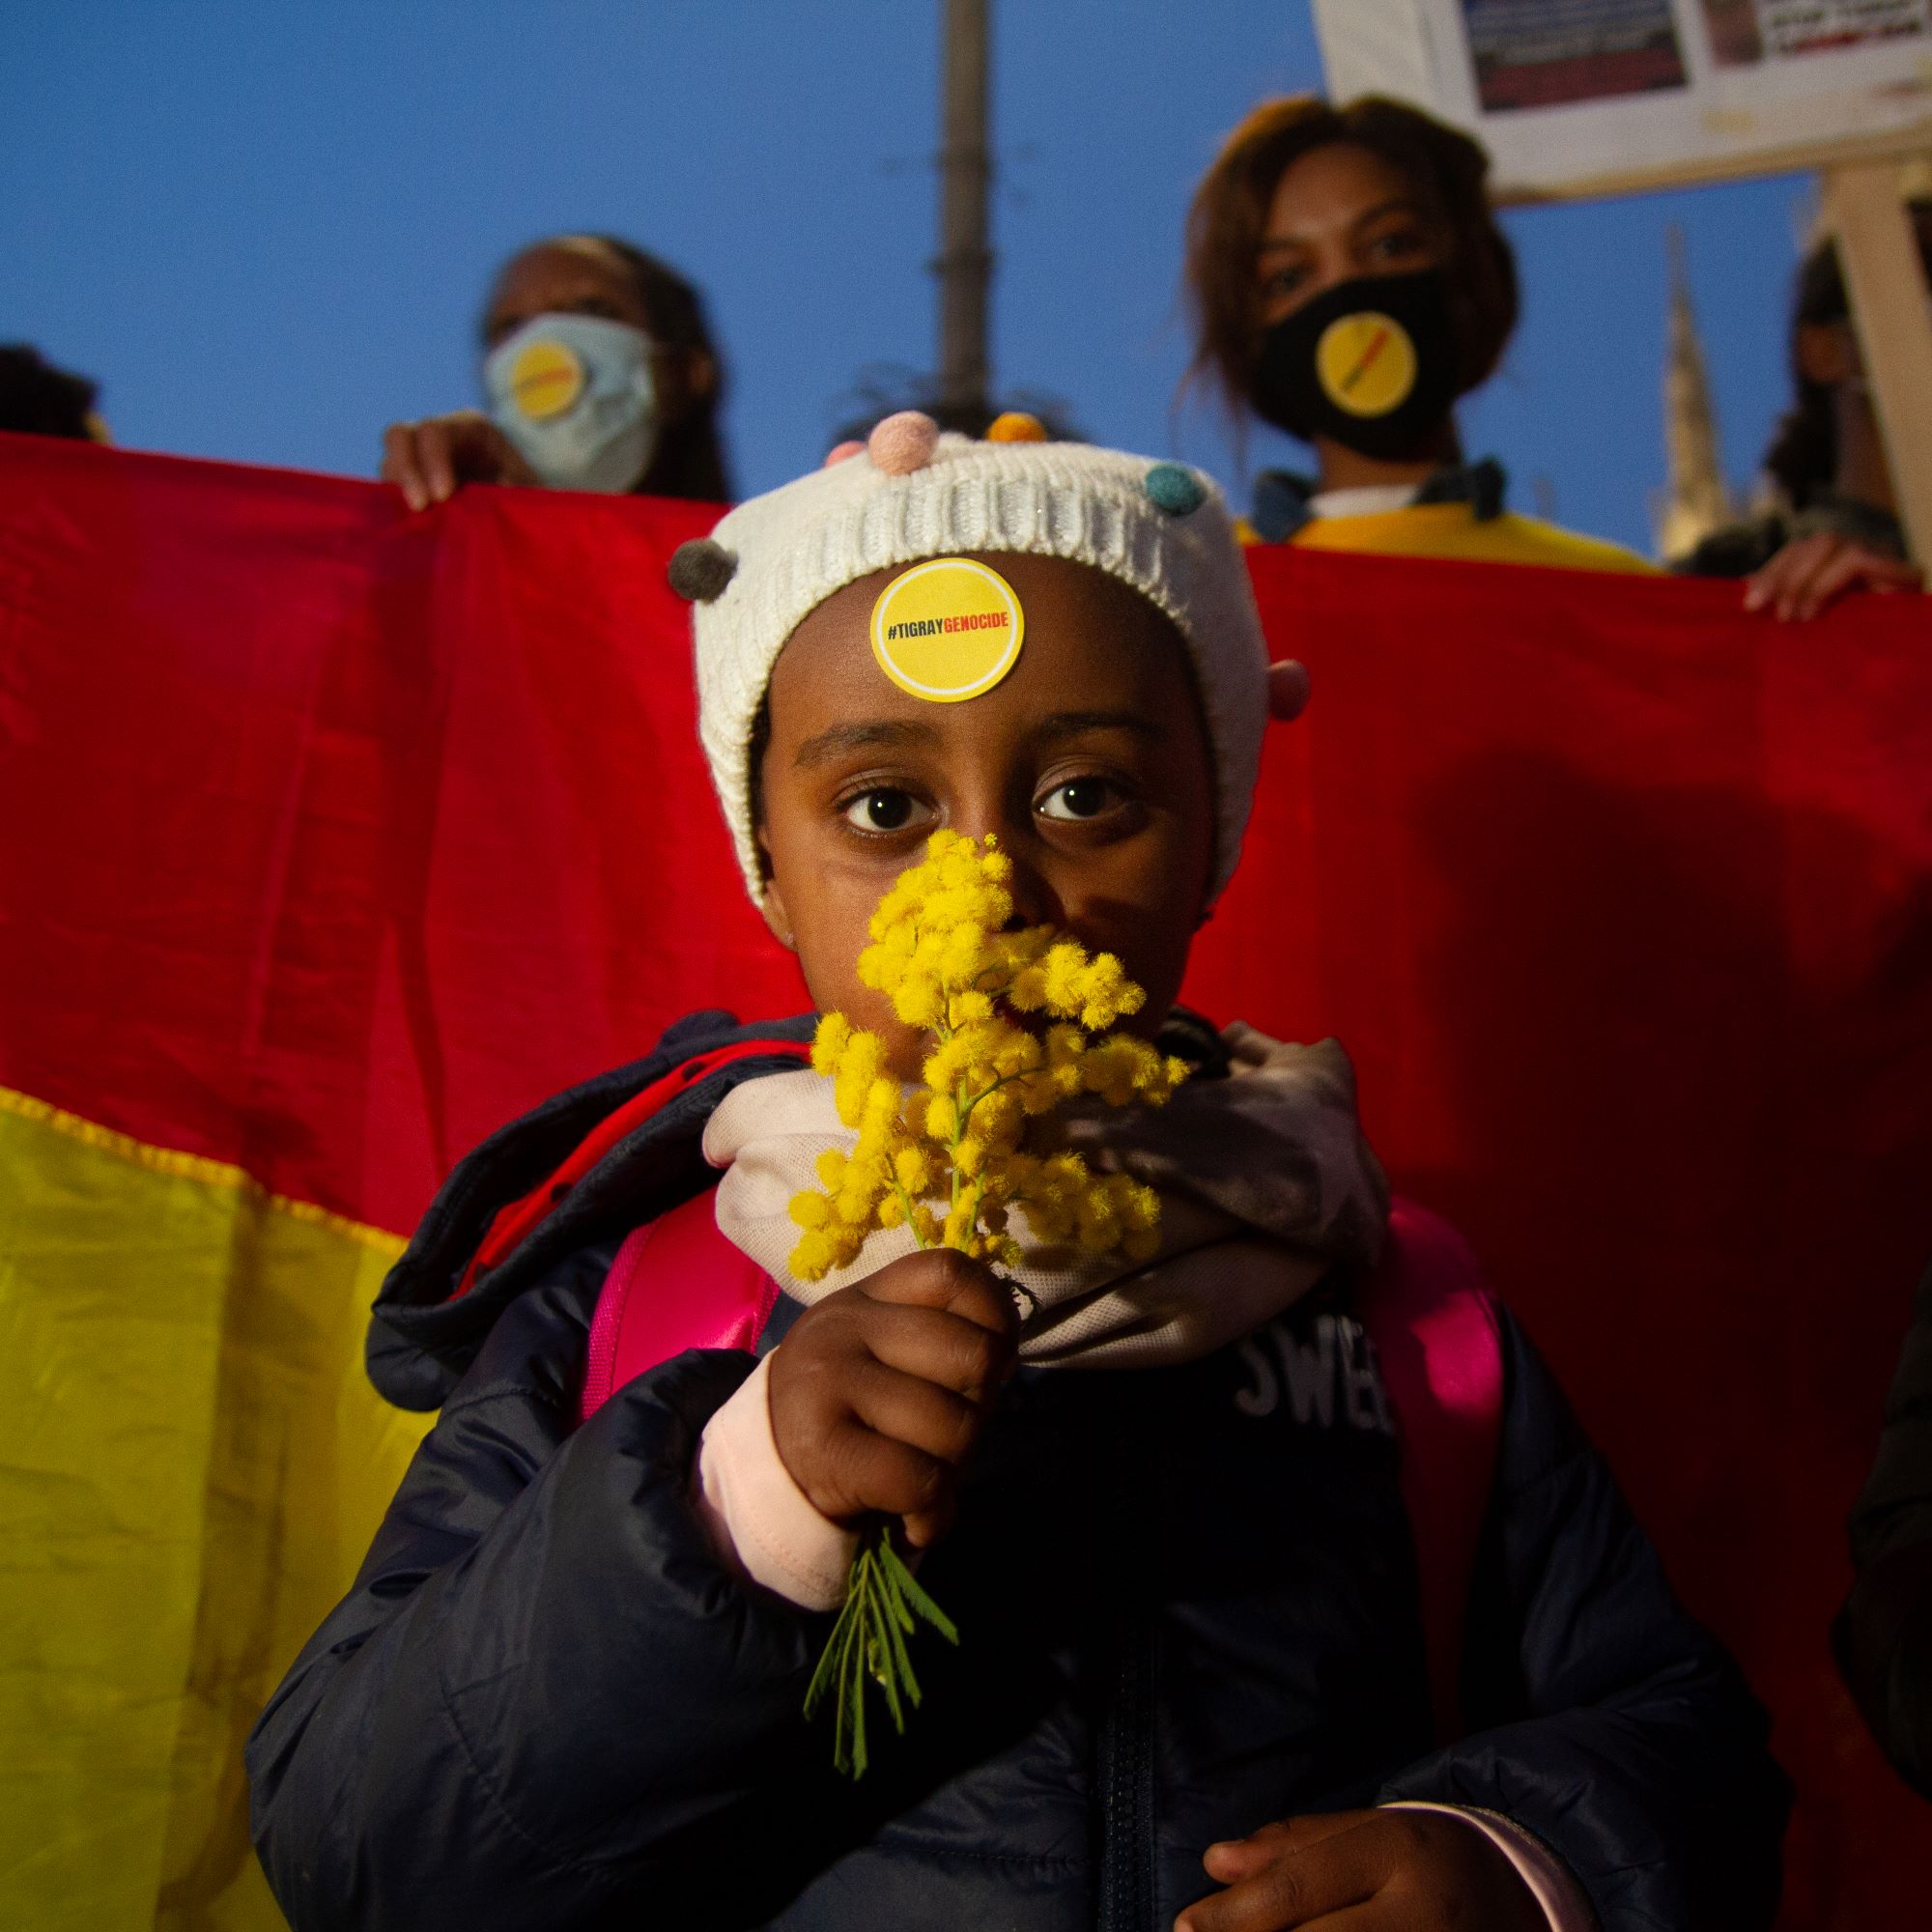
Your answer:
3,433 -> 1928,1926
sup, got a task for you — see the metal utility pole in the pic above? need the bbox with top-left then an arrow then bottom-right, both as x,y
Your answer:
935,0 -> 992,418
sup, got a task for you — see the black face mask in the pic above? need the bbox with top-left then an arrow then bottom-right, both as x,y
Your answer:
1251,270 -> 1461,461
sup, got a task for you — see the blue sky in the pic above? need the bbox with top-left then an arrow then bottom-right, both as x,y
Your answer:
6,2 -> 1811,556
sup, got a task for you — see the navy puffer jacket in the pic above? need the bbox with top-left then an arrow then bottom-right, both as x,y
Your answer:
248,1012 -> 1789,1931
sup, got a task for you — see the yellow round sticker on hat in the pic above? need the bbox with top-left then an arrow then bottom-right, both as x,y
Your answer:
507,337 -> 585,420
870,557 -> 1024,703
1315,311 -> 1417,418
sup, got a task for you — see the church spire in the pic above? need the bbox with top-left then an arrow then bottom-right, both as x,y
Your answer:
1653,225 -> 1737,562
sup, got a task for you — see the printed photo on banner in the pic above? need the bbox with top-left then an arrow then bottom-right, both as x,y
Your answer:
1315,0 -> 1932,196
1703,0 -> 1932,67
1462,0 -> 1688,114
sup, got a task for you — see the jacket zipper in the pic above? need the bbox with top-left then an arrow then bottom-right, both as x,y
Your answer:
1096,1612 -> 1155,1932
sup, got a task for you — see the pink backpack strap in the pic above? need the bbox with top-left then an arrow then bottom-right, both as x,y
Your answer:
1358,1198 -> 1507,1744
577,1190 -> 779,1425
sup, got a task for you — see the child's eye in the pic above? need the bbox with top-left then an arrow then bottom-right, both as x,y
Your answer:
841,788 -> 932,834
1037,778 -> 1118,822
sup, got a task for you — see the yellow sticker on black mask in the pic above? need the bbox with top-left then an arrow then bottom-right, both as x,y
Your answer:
869,557 -> 1024,703
1315,310 -> 1418,419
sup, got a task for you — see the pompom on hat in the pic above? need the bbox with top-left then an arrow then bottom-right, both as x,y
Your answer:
672,414 -> 1272,905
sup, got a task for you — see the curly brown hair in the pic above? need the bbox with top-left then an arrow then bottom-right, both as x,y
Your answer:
1183,95 -> 1519,423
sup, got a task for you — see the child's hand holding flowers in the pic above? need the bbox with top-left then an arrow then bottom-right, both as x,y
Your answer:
770,829 -> 1187,1775
768,1248 -> 1016,1554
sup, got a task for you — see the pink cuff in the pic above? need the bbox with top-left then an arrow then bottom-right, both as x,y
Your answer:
693,1352 -> 857,1611
1382,1803 -> 1598,1932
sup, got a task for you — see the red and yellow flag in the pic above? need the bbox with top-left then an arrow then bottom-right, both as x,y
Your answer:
2,433 -> 1930,1927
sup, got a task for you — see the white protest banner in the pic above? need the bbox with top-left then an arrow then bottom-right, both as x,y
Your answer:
1313,0 -> 1932,199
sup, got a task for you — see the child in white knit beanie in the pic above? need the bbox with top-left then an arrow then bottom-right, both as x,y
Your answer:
663,412 -> 1572,1930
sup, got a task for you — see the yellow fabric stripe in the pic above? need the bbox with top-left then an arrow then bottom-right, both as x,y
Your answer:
0,1095 -> 432,1930
0,1084 -> 399,1256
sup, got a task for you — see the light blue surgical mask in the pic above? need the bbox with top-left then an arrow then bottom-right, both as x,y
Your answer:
483,312 -> 659,494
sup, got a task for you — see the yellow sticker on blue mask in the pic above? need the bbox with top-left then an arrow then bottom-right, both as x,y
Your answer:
506,337 -> 586,420
869,557 -> 1024,703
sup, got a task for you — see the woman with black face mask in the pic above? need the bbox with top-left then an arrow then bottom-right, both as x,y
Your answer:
1184,96 -> 1652,573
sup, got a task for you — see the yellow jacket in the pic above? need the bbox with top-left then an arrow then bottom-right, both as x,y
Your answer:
1240,501 -> 1658,574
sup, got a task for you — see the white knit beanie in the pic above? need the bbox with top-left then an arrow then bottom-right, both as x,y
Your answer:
669,413 -> 1271,905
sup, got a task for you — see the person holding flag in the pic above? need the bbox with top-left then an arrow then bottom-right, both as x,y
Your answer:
381,233 -> 731,510
1184,95 -> 1651,573
1676,214 -> 1929,619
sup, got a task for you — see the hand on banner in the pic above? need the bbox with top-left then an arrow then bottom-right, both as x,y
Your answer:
1268,660 -> 1311,722
1745,531 -> 1922,622
1176,1809 -> 1545,1932
381,410 -> 538,512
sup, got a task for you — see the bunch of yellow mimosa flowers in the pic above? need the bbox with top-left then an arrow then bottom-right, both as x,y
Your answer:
792,830 -> 1188,1774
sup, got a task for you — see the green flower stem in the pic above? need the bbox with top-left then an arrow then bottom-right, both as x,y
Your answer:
892,1179 -> 928,1248
804,1522 -> 959,1778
